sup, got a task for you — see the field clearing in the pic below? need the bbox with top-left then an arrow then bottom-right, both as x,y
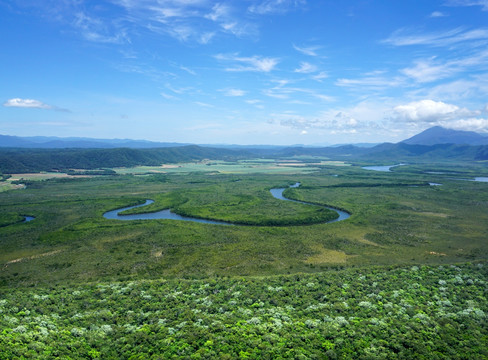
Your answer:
114,159 -> 325,174
8,172 -> 91,181
0,182 -> 24,192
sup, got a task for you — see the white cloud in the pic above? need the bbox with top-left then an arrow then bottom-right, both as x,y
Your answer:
263,83 -> 334,102
179,65 -> 196,75
293,44 -> 320,56
444,118 -> 488,132
274,102 -> 386,133
336,73 -> 405,89
401,50 -> 488,83
312,71 -> 328,81
113,1 -> 258,43
401,58 -> 454,83
3,98 -> 69,112
410,78 -> 483,101
215,53 -> 279,72
195,101 -> 214,108
294,61 -> 317,73
444,0 -> 488,11
74,11 -> 128,44
391,100 -> 487,132
393,100 -> 463,122
205,3 -> 231,21
222,88 -> 247,96
246,99 -> 264,108
248,0 -> 306,14
382,27 -> 488,47
160,92 -> 178,100
4,98 -> 52,109
430,11 -> 448,17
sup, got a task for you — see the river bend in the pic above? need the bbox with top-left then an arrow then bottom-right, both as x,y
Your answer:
103,182 -> 350,225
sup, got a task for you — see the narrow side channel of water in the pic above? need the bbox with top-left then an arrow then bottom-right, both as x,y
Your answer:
270,183 -> 350,223
103,200 -> 232,225
103,182 -> 350,225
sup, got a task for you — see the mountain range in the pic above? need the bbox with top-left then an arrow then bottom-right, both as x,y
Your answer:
1,126 -> 487,149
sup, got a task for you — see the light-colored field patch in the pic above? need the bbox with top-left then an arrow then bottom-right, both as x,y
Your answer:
428,251 -> 447,256
277,163 -> 307,167
9,173 -> 91,181
0,182 -> 25,192
115,159 -> 321,175
357,237 -> 383,247
419,212 -> 449,218
319,161 -> 350,166
152,250 -> 163,258
4,250 -> 63,267
305,245 -> 348,264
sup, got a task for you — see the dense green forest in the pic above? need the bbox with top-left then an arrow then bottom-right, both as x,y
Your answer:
1,159 -> 487,358
1,263 -> 486,359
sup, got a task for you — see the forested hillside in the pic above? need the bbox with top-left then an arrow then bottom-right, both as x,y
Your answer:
0,146 -> 248,173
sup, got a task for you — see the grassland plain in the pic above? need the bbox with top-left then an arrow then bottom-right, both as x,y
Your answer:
1,161 -> 487,358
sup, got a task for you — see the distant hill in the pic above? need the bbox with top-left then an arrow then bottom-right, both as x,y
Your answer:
402,126 -> 488,146
359,142 -> 488,161
0,134 -> 190,149
0,146 -> 250,173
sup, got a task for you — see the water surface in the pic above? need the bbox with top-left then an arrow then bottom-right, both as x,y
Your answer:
103,200 -> 232,225
269,183 -> 350,223
362,164 -> 405,172
474,177 -> 488,182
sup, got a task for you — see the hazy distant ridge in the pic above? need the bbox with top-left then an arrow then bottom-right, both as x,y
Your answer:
0,134 -> 190,149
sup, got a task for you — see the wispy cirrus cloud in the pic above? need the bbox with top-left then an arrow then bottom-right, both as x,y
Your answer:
248,0 -> 306,14
293,44 -> 321,56
263,80 -> 334,102
294,61 -> 318,73
430,11 -> 448,17
401,58 -> 455,83
336,71 -> 405,89
221,88 -> 247,96
215,53 -> 280,72
382,27 -> 488,47
74,11 -> 129,44
444,0 -> 488,11
410,73 -> 488,102
115,0 -> 258,42
401,49 -> 488,82
3,98 -> 70,112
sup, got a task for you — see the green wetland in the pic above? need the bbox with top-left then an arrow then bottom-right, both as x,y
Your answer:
1,160 -> 487,358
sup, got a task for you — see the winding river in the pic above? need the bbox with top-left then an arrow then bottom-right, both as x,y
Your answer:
103,182 -> 350,225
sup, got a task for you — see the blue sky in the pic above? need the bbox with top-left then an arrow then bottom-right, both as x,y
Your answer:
1,0 -> 488,145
